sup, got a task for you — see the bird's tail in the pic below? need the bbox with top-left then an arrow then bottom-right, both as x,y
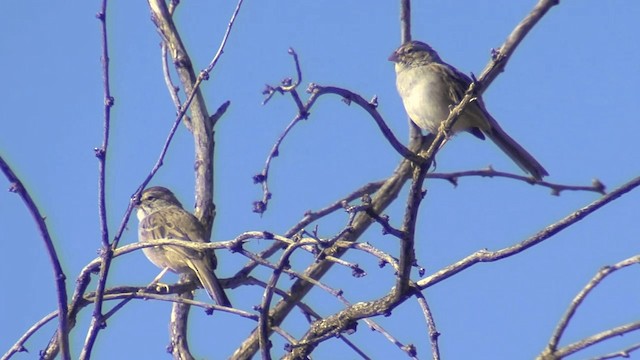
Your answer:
484,119 -> 548,180
190,259 -> 232,307
200,271 -> 232,307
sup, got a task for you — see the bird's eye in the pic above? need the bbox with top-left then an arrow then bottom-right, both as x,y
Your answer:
146,196 -> 155,201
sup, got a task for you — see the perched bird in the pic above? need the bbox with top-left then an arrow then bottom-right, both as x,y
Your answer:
389,40 -> 548,180
136,186 -> 231,307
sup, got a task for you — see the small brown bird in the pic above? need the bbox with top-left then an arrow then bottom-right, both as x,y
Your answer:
389,40 -> 548,180
136,186 -> 231,307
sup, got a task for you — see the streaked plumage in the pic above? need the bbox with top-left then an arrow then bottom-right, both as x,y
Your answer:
136,186 -> 231,307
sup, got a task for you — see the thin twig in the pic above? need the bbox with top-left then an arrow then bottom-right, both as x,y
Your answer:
590,343 -> 640,360
544,321 -> 640,360
256,69 -> 422,214
258,242 -> 303,360
202,0 -> 244,75
414,290 -> 441,360
240,180 -> 384,280
540,255 -> 640,359
427,169 -> 606,195
80,0 -> 115,356
1,310 -> 58,360
161,42 -> 182,109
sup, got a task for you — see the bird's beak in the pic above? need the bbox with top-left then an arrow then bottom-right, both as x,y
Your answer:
388,51 -> 399,62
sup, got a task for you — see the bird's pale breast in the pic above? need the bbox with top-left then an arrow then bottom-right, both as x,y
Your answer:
396,64 -> 474,134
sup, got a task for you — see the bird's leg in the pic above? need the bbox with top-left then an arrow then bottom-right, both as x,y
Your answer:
147,267 -> 171,293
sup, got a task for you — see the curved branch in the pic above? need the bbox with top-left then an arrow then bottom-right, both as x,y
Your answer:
0,156 -> 70,360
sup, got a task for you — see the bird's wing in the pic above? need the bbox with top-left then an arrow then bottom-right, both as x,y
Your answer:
140,208 -> 211,262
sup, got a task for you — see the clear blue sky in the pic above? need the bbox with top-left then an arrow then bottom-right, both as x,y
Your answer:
1,1 -> 639,359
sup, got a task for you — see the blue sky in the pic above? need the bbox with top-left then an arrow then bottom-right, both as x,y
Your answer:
1,1 -> 639,359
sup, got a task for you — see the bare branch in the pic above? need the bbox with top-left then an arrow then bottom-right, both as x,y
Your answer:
256,50 -> 425,214
427,169 -> 606,195
591,343 -> 640,360
1,310 -> 58,360
540,321 -> 640,360
202,0 -> 244,75
0,158 -> 70,359
415,291 -> 441,360
538,255 -> 640,359
396,165 -> 427,294
417,176 -> 640,290
80,0 -> 117,355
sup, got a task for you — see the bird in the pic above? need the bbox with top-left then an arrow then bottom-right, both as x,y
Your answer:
136,186 -> 231,307
389,40 -> 548,180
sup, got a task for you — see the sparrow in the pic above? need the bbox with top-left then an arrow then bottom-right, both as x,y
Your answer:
389,40 -> 548,180
136,186 -> 231,307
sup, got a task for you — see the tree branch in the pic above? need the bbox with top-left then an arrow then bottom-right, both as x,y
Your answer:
0,156 -> 70,360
